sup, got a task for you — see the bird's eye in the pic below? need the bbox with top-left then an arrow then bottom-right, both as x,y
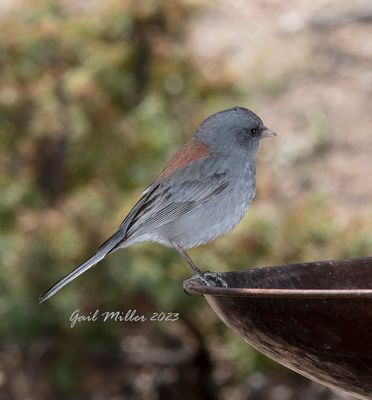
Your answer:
246,127 -> 258,136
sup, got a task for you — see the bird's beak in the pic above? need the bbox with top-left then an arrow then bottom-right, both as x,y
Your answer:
261,127 -> 277,138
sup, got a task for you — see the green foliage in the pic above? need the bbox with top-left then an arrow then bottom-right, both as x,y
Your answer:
0,0 -> 223,322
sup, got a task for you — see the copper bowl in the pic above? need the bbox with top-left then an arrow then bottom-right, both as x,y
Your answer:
184,257 -> 372,400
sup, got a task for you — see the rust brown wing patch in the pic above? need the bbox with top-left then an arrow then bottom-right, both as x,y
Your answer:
157,138 -> 212,181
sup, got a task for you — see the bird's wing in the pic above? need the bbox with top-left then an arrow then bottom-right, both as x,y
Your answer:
113,170 -> 229,246
130,177 -> 228,236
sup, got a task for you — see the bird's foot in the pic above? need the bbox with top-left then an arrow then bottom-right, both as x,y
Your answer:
192,271 -> 228,288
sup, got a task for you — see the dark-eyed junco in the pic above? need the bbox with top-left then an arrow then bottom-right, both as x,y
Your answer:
39,107 -> 276,302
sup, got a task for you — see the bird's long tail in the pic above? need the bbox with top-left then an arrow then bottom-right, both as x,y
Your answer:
39,229 -> 125,303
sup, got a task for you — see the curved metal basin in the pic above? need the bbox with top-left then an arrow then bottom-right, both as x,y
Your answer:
184,257 -> 372,400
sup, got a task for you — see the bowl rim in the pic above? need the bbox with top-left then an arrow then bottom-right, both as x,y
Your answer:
184,284 -> 372,298
184,256 -> 372,299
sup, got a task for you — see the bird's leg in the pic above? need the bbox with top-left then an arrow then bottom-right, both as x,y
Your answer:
172,242 -> 202,276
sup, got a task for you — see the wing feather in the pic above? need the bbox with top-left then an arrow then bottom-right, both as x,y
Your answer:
125,172 -> 228,239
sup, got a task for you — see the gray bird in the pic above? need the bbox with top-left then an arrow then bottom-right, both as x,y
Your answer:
39,107 -> 276,302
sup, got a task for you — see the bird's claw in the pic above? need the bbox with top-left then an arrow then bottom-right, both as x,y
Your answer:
191,271 -> 228,288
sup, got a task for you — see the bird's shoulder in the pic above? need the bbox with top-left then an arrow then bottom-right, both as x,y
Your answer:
156,138 -> 212,181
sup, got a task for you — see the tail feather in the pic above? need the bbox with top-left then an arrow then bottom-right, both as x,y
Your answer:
39,230 -> 125,303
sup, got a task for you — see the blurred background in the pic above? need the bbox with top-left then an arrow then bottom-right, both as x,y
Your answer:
0,0 -> 371,399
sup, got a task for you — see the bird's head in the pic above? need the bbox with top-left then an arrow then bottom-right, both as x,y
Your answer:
195,107 -> 276,156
